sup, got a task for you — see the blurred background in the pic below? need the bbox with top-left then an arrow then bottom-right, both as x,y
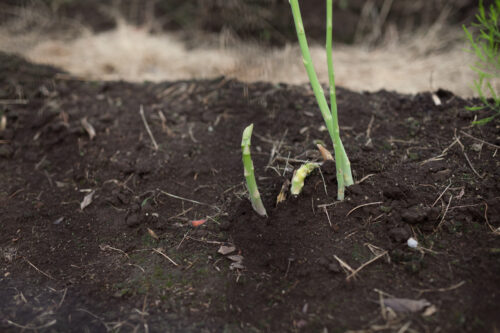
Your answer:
0,0 -> 493,96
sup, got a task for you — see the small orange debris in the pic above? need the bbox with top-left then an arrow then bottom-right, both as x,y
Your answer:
147,228 -> 159,240
190,219 -> 207,227
316,144 -> 334,161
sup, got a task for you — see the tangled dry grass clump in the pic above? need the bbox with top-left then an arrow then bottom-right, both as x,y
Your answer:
0,3 -> 494,96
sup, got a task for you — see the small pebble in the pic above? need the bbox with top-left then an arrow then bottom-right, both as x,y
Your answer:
407,237 -> 418,248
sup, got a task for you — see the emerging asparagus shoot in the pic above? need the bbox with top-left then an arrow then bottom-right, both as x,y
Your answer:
289,0 -> 353,200
241,124 -> 267,217
291,163 -> 319,195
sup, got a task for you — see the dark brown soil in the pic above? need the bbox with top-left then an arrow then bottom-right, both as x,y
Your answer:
1,52 -> 499,332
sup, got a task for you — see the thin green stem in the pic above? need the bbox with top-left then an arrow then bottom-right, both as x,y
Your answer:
289,0 -> 336,143
327,0 -> 353,189
241,124 -> 267,217
326,0 -> 345,199
290,0 -> 353,200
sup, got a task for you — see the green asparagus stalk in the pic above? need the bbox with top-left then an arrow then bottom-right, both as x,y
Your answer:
326,0 -> 354,194
241,124 -> 267,217
291,162 -> 319,195
289,0 -> 353,200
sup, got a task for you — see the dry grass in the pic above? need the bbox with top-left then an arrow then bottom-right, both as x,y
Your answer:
0,9 -> 490,97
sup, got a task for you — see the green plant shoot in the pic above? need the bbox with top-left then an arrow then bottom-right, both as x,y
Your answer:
463,0 -> 500,124
241,124 -> 267,217
291,162 -> 318,195
289,0 -> 353,200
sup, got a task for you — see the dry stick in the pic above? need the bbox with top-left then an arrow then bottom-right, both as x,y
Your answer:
272,156 -> 311,164
176,231 -> 190,250
454,134 -> 483,178
436,194 -> 453,230
484,203 -> 500,235
333,255 -> 355,276
317,167 -> 328,196
420,137 -> 459,165
77,308 -> 109,330
346,201 -> 383,217
57,288 -> 68,310
167,207 -> 194,221
159,190 -> 220,212
462,149 -> 483,178
460,130 -> 500,149
186,236 -> 224,245
415,280 -> 466,297
449,203 -> 482,211
139,105 -> 159,151
323,207 -> 333,227
188,123 -> 198,143
432,181 -> 452,207
365,115 -> 375,146
151,248 -> 178,266
355,173 -> 375,185
127,263 -> 145,272
346,251 -> 388,281
317,201 -> 341,209
267,130 -> 288,168
25,258 -> 54,280
377,289 -> 388,322
99,244 -> 130,259
6,320 -> 57,330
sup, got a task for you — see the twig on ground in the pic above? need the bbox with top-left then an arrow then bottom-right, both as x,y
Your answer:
333,255 -> 355,276
159,190 -> 220,212
266,130 -> 288,168
460,130 -> 500,149
77,308 -> 109,330
322,207 -> 332,227
317,201 -> 341,209
139,105 -> 159,151
99,244 -> 130,259
484,203 -> 500,235
415,280 -> 465,297
6,319 -> 57,330
365,115 -> 375,146
448,203 -> 482,211
167,207 -> 194,221
454,133 -> 484,178
346,201 -> 383,217
317,167 -> 328,196
420,137 -> 459,165
271,156 -> 311,164
186,236 -> 224,245
436,194 -> 453,230
355,173 -> 375,185
152,248 -> 179,266
188,123 -> 198,143
432,181 -> 452,207
25,258 -> 54,280
176,231 -> 190,250
57,288 -> 68,309
127,263 -> 145,272
346,250 -> 388,281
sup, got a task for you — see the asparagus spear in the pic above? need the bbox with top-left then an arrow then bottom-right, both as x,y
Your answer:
326,0 -> 354,196
289,0 -> 353,200
241,124 -> 267,217
291,162 -> 319,195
